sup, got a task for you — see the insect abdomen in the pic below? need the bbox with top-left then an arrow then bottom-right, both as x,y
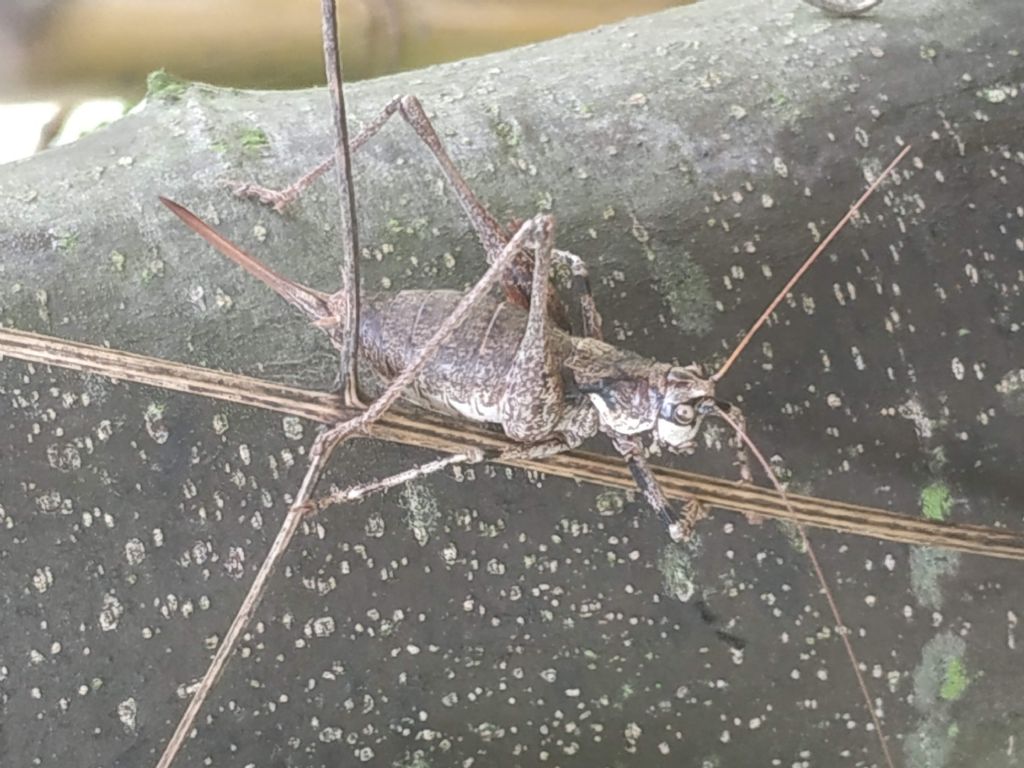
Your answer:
359,290 -> 574,424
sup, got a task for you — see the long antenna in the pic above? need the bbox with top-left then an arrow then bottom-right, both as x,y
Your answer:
715,407 -> 896,768
712,144 -> 911,382
320,0 -> 362,406
706,146 -> 910,768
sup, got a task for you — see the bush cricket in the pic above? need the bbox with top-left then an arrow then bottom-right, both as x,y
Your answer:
140,3 -> 911,766
19,3 -> 1011,765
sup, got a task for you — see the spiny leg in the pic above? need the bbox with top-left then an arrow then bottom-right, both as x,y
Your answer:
229,94 -> 506,248
154,436 -> 480,768
155,216 -> 548,768
229,94 -> 527,296
232,95 -> 533,305
389,96 -> 576,332
488,225 -> 601,468
227,97 -> 401,211
154,425 -> 342,768
378,97 -> 605,342
231,95 -> 613,339
307,448 -> 482,514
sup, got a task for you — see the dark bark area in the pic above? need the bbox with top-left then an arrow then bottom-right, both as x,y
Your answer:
1,0 -> 1022,766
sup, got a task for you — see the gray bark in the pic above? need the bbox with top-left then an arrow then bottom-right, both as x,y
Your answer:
2,0 -> 1023,767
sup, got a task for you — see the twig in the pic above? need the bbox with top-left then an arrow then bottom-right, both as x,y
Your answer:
320,0 -> 362,405
4,325 -> 1023,560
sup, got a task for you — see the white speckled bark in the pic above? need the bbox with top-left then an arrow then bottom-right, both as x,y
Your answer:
2,1 -> 1023,766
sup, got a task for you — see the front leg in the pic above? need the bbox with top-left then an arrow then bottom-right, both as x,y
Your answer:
611,433 -> 707,542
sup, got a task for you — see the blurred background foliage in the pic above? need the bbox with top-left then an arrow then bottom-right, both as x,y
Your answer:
0,0 -> 689,161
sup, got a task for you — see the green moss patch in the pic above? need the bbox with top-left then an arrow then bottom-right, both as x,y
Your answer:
920,482 -> 953,521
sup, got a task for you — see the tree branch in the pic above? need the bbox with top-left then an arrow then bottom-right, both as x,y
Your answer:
4,1 -> 1024,765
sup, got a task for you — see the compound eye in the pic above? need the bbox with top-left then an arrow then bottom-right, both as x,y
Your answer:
673,403 -> 696,425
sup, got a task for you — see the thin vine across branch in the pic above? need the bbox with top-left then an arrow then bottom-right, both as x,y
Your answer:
4,325 -> 1023,561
